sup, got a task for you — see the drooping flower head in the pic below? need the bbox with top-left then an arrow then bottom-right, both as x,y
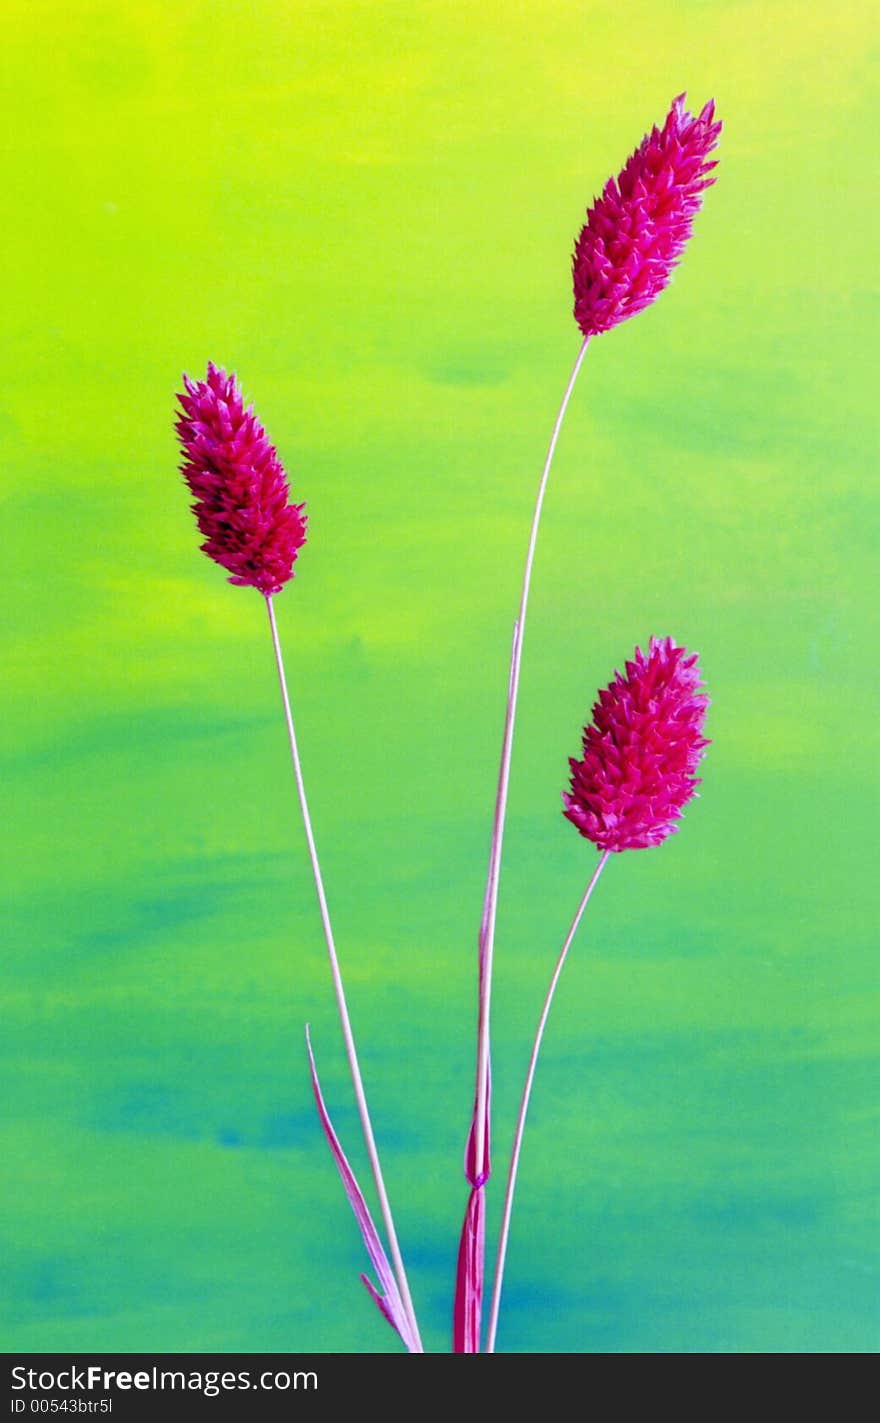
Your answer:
176,362 -> 307,595
573,94 -> 721,338
564,637 -> 709,852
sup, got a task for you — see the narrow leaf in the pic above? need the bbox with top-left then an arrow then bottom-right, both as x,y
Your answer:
305,1026 -> 417,1352
453,1185 -> 485,1353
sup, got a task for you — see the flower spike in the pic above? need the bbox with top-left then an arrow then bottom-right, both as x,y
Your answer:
176,362 -> 307,595
455,94 -> 720,1348
563,636 -> 710,852
488,639 -> 710,1350
573,94 -> 722,338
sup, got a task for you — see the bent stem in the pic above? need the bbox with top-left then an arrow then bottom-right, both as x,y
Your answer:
455,336 -> 590,1347
265,594 -> 423,1353
486,849 -> 610,1354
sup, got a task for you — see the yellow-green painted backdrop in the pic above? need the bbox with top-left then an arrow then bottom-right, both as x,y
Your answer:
2,1 -> 877,1352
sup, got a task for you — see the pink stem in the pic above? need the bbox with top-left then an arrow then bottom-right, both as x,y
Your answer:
265,594 -> 423,1353
472,335 -> 591,1182
486,849 -> 610,1353
454,337 -> 591,1348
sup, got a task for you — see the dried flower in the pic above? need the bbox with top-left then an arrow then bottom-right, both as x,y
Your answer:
573,94 -> 721,338
176,362 -> 307,595
563,637 -> 709,852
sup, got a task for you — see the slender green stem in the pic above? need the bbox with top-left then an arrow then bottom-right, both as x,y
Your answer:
265,594 -> 423,1352
486,849 -> 610,1353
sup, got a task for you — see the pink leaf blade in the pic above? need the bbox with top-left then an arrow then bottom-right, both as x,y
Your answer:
453,1185 -> 485,1353
464,1057 -> 491,1188
305,1026 -> 417,1352
360,1274 -> 403,1334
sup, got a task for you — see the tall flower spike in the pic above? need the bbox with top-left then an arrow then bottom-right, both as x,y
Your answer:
174,365 -> 422,1346
564,637 -> 710,852
176,362 -> 307,595
573,94 -> 721,338
457,100 -> 721,1350
487,640 -> 708,1350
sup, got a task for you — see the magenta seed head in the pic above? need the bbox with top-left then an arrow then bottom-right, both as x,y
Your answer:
573,94 -> 722,338
176,362 -> 307,596
563,636 -> 710,852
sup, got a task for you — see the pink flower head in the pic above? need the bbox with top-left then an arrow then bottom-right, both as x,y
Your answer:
573,94 -> 721,338
176,362 -> 307,596
563,637 -> 709,852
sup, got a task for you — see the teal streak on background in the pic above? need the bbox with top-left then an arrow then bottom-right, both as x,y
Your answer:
1,0 -> 878,1352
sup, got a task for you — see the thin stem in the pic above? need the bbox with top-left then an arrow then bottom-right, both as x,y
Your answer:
486,849 -> 610,1354
472,335 -> 590,1182
265,594 -> 423,1353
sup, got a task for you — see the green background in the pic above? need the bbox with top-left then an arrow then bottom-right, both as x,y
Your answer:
2,0 -> 877,1353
